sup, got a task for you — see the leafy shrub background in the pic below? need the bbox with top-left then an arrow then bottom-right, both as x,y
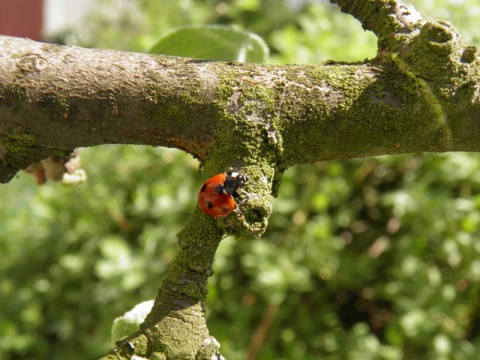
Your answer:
1,1 -> 480,359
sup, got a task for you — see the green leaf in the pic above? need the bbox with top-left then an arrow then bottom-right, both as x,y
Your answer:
111,300 -> 154,343
150,25 -> 269,63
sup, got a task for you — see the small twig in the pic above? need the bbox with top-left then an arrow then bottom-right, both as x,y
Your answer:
330,0 -> 424,42
247,303 -> 279,360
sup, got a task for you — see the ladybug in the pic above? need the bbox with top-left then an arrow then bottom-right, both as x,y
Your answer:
197,170 -> 248,217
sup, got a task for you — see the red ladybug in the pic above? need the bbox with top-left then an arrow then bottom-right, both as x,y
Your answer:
197,170 -> 248,217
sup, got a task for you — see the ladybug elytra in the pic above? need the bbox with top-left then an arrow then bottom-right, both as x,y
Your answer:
197,170 -> 248,217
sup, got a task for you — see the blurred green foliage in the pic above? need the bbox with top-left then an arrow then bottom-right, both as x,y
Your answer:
2,0 -> 480,359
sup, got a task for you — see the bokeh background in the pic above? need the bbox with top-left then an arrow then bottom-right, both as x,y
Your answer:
2,0 -> 480,359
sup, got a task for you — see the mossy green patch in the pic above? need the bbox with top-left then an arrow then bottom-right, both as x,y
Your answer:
0,133 -> 38,167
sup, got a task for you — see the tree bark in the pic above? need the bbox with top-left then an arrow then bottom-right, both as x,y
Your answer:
1,10 -> 479,184
1,0 -> 480,359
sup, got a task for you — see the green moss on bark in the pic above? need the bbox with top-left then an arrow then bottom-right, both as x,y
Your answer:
0,133 -> 38,167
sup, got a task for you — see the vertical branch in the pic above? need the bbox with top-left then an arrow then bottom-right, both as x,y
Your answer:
102,209 -> 225,359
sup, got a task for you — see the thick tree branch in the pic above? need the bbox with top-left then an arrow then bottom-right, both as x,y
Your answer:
1,1 -> 479,186
2,5 -> 480,184
0,36 -> 222,182
2,35 -> 480,184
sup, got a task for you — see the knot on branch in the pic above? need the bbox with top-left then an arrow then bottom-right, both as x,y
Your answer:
222,179 -> 273,240
397,21 -> 469,82
390,20 -> 480,103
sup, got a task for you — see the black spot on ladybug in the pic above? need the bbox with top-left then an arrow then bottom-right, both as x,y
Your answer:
215,184 -> 224,194
200,183 -> 207,192
222,207 -> 229,212
205,201 -> 213,209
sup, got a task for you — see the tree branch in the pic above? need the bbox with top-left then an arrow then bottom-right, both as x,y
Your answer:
0,36 -> 222,182
2,7 -> 480,184
330,0 -> 424,42
103,210 -> 224,359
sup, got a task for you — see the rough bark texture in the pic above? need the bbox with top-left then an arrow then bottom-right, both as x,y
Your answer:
2,27 -> 480,184
1,0 -> 480,359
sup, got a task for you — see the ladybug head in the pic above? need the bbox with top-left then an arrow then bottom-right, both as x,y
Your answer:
223,170 -> 248,197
